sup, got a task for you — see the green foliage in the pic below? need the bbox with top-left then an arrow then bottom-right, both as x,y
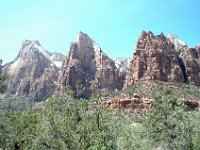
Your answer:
64,84 -> 74,97
1,83 -> 200,149
75,79 -> 85,98
0,59 -> 7,94
122,81 -> 200,100
0,95 -> 117,149
0,98 -> 34,112
146,89 -> 200,149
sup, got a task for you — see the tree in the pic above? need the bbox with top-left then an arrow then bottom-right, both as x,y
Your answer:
0,59 -> 7,93
146,89 -> 199,149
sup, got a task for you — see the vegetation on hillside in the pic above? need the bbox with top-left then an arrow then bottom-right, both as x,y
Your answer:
0,59 -> 7,94
0,64 -> 200,149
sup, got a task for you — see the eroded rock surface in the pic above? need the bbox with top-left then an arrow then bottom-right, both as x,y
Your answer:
3,40 -> 63,101
56,32 -> 121,98
125,31 -> 200,87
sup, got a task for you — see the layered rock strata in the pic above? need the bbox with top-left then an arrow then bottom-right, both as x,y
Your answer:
56,32 -> 121,98
125,31 -> 200,87
3,40 -> 64,101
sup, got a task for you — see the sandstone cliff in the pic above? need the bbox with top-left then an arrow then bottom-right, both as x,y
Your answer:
125,31 -> 200,87
115,58 -> 131,73
45,50 -> 65,68
56,32 -> 121,98
3,40 -> 64,101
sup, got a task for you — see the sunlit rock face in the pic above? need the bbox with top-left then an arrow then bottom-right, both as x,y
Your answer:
3,40 -> 64,101
56,32 -> 122,98
115,58 -> 131,73
125,31 -> 200,87
45,51 -> 65,68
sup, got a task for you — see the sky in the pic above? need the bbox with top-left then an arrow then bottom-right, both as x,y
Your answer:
0,0 -> 200,64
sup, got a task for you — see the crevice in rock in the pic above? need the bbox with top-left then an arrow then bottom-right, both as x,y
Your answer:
178,57 -> 188,83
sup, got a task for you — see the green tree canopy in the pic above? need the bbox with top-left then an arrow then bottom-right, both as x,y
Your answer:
0,59 -> 7,93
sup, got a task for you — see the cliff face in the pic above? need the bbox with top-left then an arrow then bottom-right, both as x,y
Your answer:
3,40 -> 64,101
168,34 -> 200,86
180,46 -> 200,86
45,51 -> 65,68
115,58 -> 131,73
56,32 -> 121,98
125,31 -> 200,87
2,31 -> 199,100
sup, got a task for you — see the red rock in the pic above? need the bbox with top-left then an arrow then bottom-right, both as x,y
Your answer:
101,94 -> 200,111
125,31 -> 200,87
183,99 -> 199,110
56,32 -> 121,98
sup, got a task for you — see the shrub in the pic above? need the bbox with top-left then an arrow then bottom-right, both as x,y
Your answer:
146,89 -> 200,149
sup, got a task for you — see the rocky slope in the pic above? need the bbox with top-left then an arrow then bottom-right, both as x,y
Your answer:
115,58 -> 131,73
3,40 -> 64,101
45,51 -> 65,68
56,32 -> 122,98
167,33 -> 187,51
125,31 -> 200,87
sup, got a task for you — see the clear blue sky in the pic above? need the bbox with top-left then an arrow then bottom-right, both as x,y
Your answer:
0,0 -> 200,64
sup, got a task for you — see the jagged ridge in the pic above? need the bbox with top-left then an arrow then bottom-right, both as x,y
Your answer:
56,32 -> 123,98
125,31 -> 200,87
3,40 -> 64,101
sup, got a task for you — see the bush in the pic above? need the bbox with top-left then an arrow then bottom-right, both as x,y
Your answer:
1,84 -> 200,149
0,59 -> 7,94
146,89 -> 200,149
0,94 -> 117,149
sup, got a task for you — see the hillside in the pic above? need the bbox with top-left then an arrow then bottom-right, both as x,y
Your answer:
0,81 -> 200,149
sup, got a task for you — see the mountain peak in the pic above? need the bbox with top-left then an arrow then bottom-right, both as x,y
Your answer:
3,40 -> 61,101
77,31 -> 88,37
167,33 -> 187,51
139,31 -> 155,40
19,40 -> 46,59
21,40 -> 42,49
167,33 -> 176,38
56,32 -> 121,98
77,32 -> 91,42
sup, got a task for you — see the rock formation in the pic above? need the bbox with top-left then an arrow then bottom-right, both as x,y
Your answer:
167,33 -> 187,51
178,45 -> 200,86
45,51 -> 65,68
125,31 -> 200,87
101,93 -> 200,111
3,40 -> 64,101
101,93 -> 152,109
2,31 -> 199,101
114,58 -> 131,90
56,32 -> 121,98
115,58 -> 131,73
